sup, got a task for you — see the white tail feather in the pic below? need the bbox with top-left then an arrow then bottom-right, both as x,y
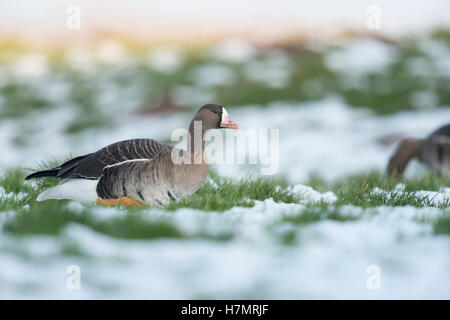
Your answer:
37,179 -> 99,203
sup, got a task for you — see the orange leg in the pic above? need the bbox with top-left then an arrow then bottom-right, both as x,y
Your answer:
96,196 -> 142,208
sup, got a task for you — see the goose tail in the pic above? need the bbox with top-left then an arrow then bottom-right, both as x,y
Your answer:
25,169 -> 59,180
36,179 -> 99,203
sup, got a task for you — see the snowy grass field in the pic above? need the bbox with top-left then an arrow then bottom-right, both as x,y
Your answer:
1,169 -> 449,299
0,29 -> 449,299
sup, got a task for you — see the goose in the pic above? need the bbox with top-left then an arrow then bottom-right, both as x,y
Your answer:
25,104 -> 240,206
387,123 -> 450,177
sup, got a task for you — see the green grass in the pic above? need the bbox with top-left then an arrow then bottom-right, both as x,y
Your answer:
165,172 -> 297,212
322,172 -> 450,209
4,201 -> 184,239
0,81 -> 51,118
0,163 -> 448,240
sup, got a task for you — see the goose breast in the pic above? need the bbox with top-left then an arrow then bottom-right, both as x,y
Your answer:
420,124 -> 450,176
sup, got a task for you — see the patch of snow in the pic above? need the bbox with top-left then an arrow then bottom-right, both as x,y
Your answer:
410,90 -> 439,110
371,185 -> 450,206
0,202 -> 448,299
95,41 -> 131,67
64,47 -> 97,73
243,54 -> 291,88
146,48 -> 184,74
405,56 -> 434,77
418,39 -> 450,77
0,211 -> 16,231
171,85 -> 215,107
0,187 -> 28,201
285,184 -> 337,203
11,53 -> 49,78
206,176 -> 219,189
325,38 -> 397,76
209,39 -> 256,63
414,190 -> 450,206
65,201 -> 86,214
190,63 -> 235,87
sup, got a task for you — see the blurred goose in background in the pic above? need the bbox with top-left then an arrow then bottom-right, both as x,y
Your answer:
387,123 -> 450,177
25,104 -> 239,206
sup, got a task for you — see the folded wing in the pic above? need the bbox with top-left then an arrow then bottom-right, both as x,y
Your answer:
26,139 -> 172,180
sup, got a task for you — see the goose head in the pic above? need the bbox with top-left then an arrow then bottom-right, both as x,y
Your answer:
191,104 -> 240,132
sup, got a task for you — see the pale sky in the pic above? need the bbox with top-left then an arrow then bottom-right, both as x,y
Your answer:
0,0 -> 449,42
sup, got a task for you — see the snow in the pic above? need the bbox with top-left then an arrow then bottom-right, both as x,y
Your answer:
418,39 -> 450,77
372,183 -> 450,206
325,38 -> 397,76
171,85 -> 215,107
0,37 -> 449,299
190,63 -> 236,87
0,187 -> 28,201
243,53 -> 291,88
146,48 -> 185,74
11,53 -> 49,78
0,75 -> 448,299
0,200 -> 448,299
65,47 -> 97,72
410,90 -> 439,110
285,184 -> 337,203
95,41 -> 131,67
209,39 -> 256,63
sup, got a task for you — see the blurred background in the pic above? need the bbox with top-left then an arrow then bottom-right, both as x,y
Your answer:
0,1 -> 449,299
0,0 -> 449,181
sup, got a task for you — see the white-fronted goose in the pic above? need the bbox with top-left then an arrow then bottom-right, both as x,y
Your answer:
25,104 -> 240,206
387,124 -> 450,177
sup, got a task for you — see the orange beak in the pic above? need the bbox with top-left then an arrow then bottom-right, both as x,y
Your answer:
220,115 -> 240,129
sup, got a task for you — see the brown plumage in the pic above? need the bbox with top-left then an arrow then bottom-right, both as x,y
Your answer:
26,104 -> 240,206
387,124 -> 450,177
